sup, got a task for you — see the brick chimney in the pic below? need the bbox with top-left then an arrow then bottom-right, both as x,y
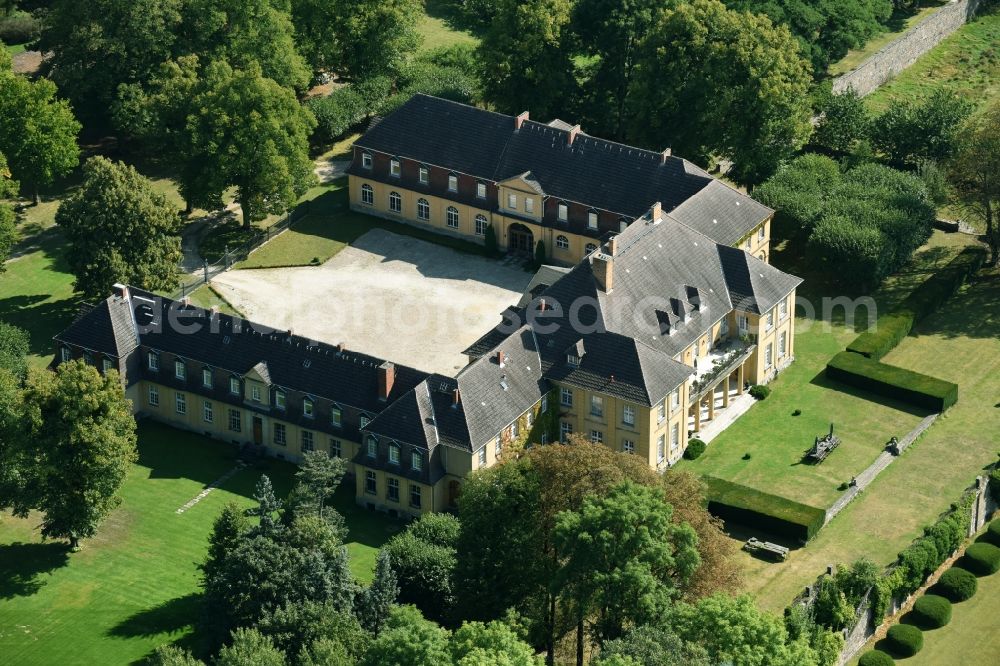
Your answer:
650,201 -> 662,223
567,124 -> 581,146
453,388 -> 461,406
515,111 -> 529,130
378,361 -> 395,400
592,253 -> 613,292
606,235 -> 618,257
497,350 -> 506,367
112,283 -> 129,300
660,147 -> 672,164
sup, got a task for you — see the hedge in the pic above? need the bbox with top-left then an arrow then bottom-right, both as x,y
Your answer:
885,624 -> 923,657
858,650 -> 895,666
684,438 -> 706,460
933,567 -> 977,602
826,351 -> 958,411
985,519 -> 1000,547
960,542 -> 1000,576
847,246 -> 986,360
910,594 -> 952,629
703,476 -> 826,542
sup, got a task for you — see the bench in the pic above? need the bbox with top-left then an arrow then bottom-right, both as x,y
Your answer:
743,537 -> 790,561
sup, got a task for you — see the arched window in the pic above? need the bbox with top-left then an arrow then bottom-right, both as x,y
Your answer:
475,214 -> 488,236
361,152 -> 372,169
361,183 -> 373,205
556,235 -> 569,250
389,191 -> 402,213
417,198 -> 430,220
585,243 -> 598,255
446,206 -> 459,228
759,252 -> 767,262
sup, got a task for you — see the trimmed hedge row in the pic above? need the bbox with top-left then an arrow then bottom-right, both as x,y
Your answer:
933,566 -> 978,602
826,351 -> 958,411
703,476 -> 826,542
847,246 -> 986,360
859,650 -> 895,666
961,542 -> 1000,576
885,624 -> 923,657
910,594 -> 952,629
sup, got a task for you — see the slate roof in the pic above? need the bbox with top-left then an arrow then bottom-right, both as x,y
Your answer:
54,292 -> 138,358
668,179 -> 776,246
353,94 -> 770,234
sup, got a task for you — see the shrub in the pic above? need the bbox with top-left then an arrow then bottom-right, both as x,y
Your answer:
749,384 -> 770,400
960,542 -> 1000,576
684,438 -> 706,460
884,624 -> 923,657
858,650 -> 895,666
910,594 -> 952,629
307,87 -> 368,144
985,519 -> 1000,547
826,351 -> 958,411
0,12 -> 41,45
792,409 -> 801,416
933,567 -> 977,602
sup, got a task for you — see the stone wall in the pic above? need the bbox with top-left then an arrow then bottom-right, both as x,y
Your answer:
833,0 -> 984,97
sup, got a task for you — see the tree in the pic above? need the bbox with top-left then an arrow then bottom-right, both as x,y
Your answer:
754,153 -> 841,235
0,322 -> 27,382
812,575 -> 854,631
672,594 -> 820,666
258,600 -> 370,659
35,0 -> 182,126
553,481 -> 699,661
384,515 -> 459,624
149,645 -> 206,666
253,474 -> 282,535
0,152 -> 19,270
356,549 -> 399,636
215,628 -> 286,666
203,501 -> 250,583
295,450 -> 347,519
0,368 -> 24,508
0,68 -> 80,203
187,61 -> 316,228
179,0 -> 310,93
597,625 -> 710,666
950,102 -> 1000,265
56,156 -> 181,299
290,0 -> 343,73
14,360 -> 137,549
360,605 -> 452,666
334,0 -> 423,79
812,88 -> 871,154
872,90 -> 973,165
478,0 -> 577,119
450,620 -> 542,665
629,0 -> 813,185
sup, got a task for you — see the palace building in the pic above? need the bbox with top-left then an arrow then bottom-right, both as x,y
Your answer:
52,96 -> 802,518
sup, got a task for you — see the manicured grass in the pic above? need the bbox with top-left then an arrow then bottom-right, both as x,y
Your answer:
0,421 -> 399,665
4,42 -> 26,55
417,2 -> 479,53
865,4 -> 1000,114
703,477 -> 827,542
742,246 -> 1000,613
185,283 -> 243,317
828,4 -> 944,77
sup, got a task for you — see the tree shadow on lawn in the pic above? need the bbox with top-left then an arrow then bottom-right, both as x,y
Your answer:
807,368 -> 936,420
0,294 -> 80,357
0,541 -> 70,599
721,521 -> 802,560
109,593 -> 208,665
902,272 -> 1000,342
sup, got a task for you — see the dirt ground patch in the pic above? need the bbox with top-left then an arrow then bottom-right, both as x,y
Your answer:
211,229 -> 532,375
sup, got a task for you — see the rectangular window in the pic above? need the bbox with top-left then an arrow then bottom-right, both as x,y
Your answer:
588,211 -> 598,229
174,360 -> 186,380
558,203 -> 568,221
361,184 -> 374,205
541,433 -> 549,445
274,422 -> 286,446
61,347 -> 72,363
745,238 -> 751,251
779,298 -> 788,319
590,430 -> 603,444
476,182 -> 486,199
738,315 -> 749,334
102,358 -> 114,374
229,377 -> 240,395
623,439 -> 635,454
495,436 -> 502,456
590,395 -> 603,417
302,431 -> 314,452
410,484 -> 422,509
758,225 -> 765,240
541,395 -> 548,413
765,343 -> 773,368
507,193 -> 517,209
175,392 -> 186,415
251,385 -> 261,402
419,166 -> 429,184
720,317 -> 730,338
657,434 -> 665,463
365,471 -> 376,495
671,388 -> 680,411
478,447 -> 487,466
390,159 -> 400,177
560,421 -> 573,442
275,390 -> 286,409
623,405 -> 635,426
658,400 -> 666,422
367,436 -> 377,458
360,415 -> 370,429
362,152 -> 372,169
525,197 -> 534,213
202,368 -> 212,388
766,312 -> 774,330
329,438 -> 342,458
303,399 -> 314,418
475,217 -> 488,236
448,174 -> 457,191
671,422 -> 680,451
229,409 -> 241,432
411,451 -> 423,471
331,406 -> 342,427
779,331 -> 787,358
387,478 -> 399,502
510,420 -> 519,440
526,410 -> 534,427
203,400 -> 213,423
148,385 -> 159,407
389,445 -> 400,465
148,352 -> 159,371
560,387 -> 573,407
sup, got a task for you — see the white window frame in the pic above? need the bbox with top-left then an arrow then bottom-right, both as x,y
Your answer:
419,165 -> 429,184
671,388 -> 680,411
525,197 -> 534,214
329,438 -> 342,458
412,451 -> 423,471
623,439 -> 635,454
558,202 -> 568,222
229,377 -> 240,395
446,206 -> 459,229
560,421 -> 573,442
623,405 -> 635,427
780,298 -> 789,319
671,422 -> 680,451
102,358 -> 114,374
61,347 -> 72,363
331,405 -> 342,427
203,400 -> 213,423
389,443 -> 400,465
175,392 -> 187,415
738,314 -> 749,334
476,181 -> 487,199
409,484 -> 422,509
765,343 -> 773,368
365,470 -> 376,495
360,415 -> 371,429
367,436 -> 377,458
766,311 -> 774,331
389,191 -> 402,213
361,183 -> 374,205
585,243 -> 597,255
303,398 -> 314,418
417,198 -> 430,220
275,390 -> 286,409
560,387 -> 573,407
475,215 -> 488,236
390,158 -> 400,177
657,434 -> 665,463
387,477 -> 400,502
148,352 -> 159,371
779,331 -> 787,358
148,385 -> 159,407
556,235 -> 569,250
229,408 -> 241,432
590,395 -> 603,417
362,152 -> 372,169
588,211 -> 598,230
507,193 -> 517,209
251,385 -> 261,402
301,430 -> 314,452
590,430 -> 603,444
758,225 -> 765,240
478,447 -> 487,466
274,422 -> 287,446
202,368 -> 212,388
448,173 -> 458,192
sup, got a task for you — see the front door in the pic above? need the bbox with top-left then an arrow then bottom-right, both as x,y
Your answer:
508,224 -> 534,254
253,416 -> 263,445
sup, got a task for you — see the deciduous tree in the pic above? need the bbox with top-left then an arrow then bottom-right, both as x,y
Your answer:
872,90 -> 973,165
449,620 -> 542,665
334,0 -> 422,79
812,88 -> 871,154
215,628 -> 286,666
56,156 -> 181,299
949,102 -> 1000,265
384,514 -> 459,624
0,153 -> 17,270
360,605 -> 451,666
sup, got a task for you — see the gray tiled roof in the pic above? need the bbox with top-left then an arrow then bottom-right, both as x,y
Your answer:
54,293 -> 138,358
668,179 -> 775,246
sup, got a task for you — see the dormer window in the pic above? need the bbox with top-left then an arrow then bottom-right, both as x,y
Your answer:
390,158 -> 400,177
229,376 -> 240,395
202,368 -> 213,388
477,181 -> 487,198
367,435 -> 377,457
558,202 -> 568,222
331,405 -> 342,426
362,152 -> 372,169
360,414 -> 370,429
419,165 -> 429,184
508,193 -> 517,209
174,360 -> 186,380
275,389 -> 286,409
83,351 -> 94,365
448,173 -> 458,192
61,347 -> 71,363
102,359 -> 114,374
303,398 -> 314,418
567,353 -> 580,367
148,351 -> 159,371
588,211 -> 598,230
412,451 -> 423,471
389,443 -> 400,465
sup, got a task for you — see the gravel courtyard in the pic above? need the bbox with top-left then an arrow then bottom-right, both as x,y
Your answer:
211,229 -> 533,375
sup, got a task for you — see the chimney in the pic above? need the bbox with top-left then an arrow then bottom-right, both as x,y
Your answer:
592,253 -> 613,292
660,147 -> 672,164
650,201 -> 662,223
497,350 -> 506,368
515,111 -> 529,130
539,298 -> 547,312
378,361 -> 395,400
112,283 -> 129,300
182,295 -> 191,306
606,235 -> 618,257
453,388 -> 461,406
567,124 -> 581,146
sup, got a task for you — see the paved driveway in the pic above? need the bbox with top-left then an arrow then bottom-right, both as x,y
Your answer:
211,229 -> 532,375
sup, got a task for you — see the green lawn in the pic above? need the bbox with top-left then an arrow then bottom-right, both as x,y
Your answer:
0,421 -> 399,665
828,4 -> 944,77
417,1 -> 479,53
4,42 -> 26,55
865,4 -> 1000,114
741,239 -> 1000,613
185,283 -> 242,317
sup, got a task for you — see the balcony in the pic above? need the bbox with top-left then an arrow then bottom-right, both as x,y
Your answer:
688,338 -> 755,405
